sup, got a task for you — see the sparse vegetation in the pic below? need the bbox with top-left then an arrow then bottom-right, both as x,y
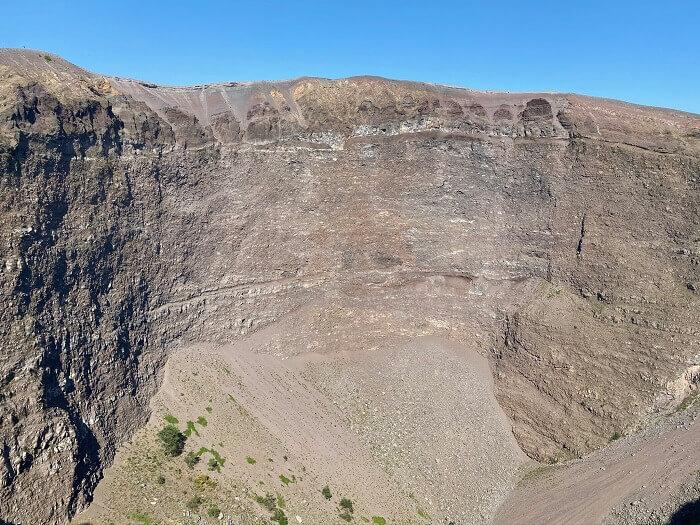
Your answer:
321,485 -> 332,500
43,54 -> 52,62
194,474 -> 217,490
675,389 -> 699,412
186,495 -> 204,510
164,414 -> 179,425
417,507 -> 429,519
271,508 -> 288,525
255,492 -> 288,524
255,492 -> 277,512
128,511 -> 152,524
207,505 -> 221,517
279,474 -> 293,486
246,456 -> 257,465
340,498 -> 354,513
209,448 -> 225,464
372,517 -> 386,525
197,415 -> 208,427
184,420 -> 199,437
205,406 -> 213,413
609,431 -> 622,442
157,424 -> 186,457
519,463 -> 557,485
184,451 -> 200,469
185,447 -> 225,472
208,457 -> 222,472
339,497 -> 355,521
155,474 -> 166,485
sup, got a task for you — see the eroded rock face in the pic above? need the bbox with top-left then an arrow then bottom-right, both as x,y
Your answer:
0,49 -> 699,524
0,56 -> 175,522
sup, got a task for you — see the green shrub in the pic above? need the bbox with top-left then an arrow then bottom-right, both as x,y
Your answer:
164,414 -> 179,425
279,474 -> 292,485
246,456 -> 257,465
184,420 -> 199,437
610,431 -> 622,442
271,508 -> 288,525
208,448 -> 225,466
372,517 -> 386,525
207,505 -> 220,517
254,490 -> 288,524
155,474 -> 166,485
184,451 -> 200,469
339,512 -> 353,522
255,493 -> 277,512
340,498 -> 354,513
157,425 -> 186,457
197,416 -> 208,427
186,495 -> 203,510
208,457 -> 221,472
321,485 -> 332,500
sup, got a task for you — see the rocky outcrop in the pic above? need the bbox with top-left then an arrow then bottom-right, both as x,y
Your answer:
0,49 -> 698,523
0,55 -> 174,522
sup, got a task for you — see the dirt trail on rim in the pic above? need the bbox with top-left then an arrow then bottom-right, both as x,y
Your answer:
495,407 -> 700,524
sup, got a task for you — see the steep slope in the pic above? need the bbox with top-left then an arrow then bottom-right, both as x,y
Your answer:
0,51 -> 174,522
0,49 -> 698,524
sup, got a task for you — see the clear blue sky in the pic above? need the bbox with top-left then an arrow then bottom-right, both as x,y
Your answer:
1,0 -> 698,113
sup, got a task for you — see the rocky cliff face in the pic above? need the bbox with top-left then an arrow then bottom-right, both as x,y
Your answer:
0,49 -> 698,524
